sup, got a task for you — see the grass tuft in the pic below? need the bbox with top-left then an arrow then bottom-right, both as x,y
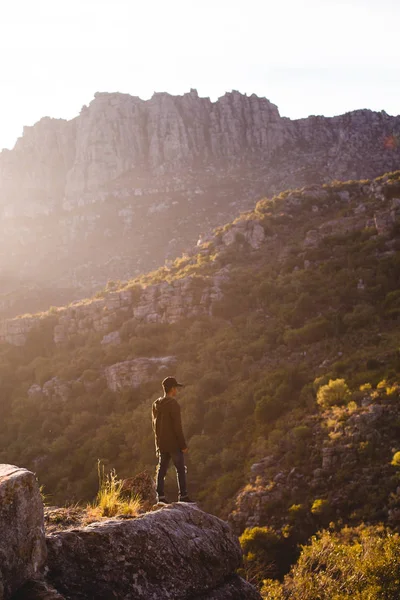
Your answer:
87,460 -> 141,519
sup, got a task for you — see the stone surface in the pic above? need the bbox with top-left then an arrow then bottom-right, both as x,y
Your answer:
192,575 -> 261,599
0,316 -> 39,346
100,330 -> 121,345
0,465 -> 47,599
104,356 -> 176,391
121,471 -> 157,511
46,503 -> 257,600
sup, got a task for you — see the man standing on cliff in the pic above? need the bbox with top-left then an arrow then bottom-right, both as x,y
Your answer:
152,376 -> 192,503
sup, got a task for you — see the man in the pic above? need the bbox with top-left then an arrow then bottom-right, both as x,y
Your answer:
152,376 -> 192,503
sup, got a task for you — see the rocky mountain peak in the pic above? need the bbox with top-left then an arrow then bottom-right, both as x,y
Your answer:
0,90 -> 399,316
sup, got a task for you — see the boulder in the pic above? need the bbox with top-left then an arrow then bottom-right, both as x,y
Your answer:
46,503 -> 260,600
246,222 -> 265,249
121,471 -> 157,511
104,356 -> 176,391
0,465 -> 46,599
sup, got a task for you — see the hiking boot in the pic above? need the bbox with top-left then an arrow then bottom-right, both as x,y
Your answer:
179,495 -> 195,503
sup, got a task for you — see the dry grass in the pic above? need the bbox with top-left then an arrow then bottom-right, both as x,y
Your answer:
87,461 -> 141,520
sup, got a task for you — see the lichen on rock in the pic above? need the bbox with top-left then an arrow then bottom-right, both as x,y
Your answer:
46,503 -> 260,599
0,465 -> 47,599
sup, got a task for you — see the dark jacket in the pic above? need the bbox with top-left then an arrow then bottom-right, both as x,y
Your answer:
152,396 -> 187,454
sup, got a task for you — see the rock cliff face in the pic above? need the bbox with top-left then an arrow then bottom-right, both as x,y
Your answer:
104,356 -> 176,391
0,90 -> 399,317
63,90 -> 285,198
0,260 -> 232,346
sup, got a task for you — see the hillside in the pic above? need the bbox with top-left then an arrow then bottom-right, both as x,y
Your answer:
1,171 -> 400,594
0,89 -> 399,317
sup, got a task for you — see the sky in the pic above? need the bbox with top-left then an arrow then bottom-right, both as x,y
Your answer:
0,0 -> 399,149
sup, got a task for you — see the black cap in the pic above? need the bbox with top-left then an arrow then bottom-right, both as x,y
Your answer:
162,376 -> 184,392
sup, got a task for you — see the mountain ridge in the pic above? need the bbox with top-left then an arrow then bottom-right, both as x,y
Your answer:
0,89 -> 399,318
1,170 -> 399,346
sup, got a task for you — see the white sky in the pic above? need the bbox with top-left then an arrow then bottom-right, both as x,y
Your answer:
0,0 -> 399,149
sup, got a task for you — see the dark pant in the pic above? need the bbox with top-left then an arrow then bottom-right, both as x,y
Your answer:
156,450 -> 187,499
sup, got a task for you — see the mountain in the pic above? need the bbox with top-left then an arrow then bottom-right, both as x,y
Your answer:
0,89 -> 399,317
0,169 -> 399,506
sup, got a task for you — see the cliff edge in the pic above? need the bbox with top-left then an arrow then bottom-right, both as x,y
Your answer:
0,464 -> 259,599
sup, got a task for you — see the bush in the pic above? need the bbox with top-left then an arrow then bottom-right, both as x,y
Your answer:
317,379 -> 351,408
283,317 -> 332,348
391,451 -> 400,467
343,303 -> 376,330
240,526 -> 294,584
255,395 -> 285,424
279,525 -> 400,599
288,503 -> 307,524
311,498 -> 329,516
261,579 -> 284,599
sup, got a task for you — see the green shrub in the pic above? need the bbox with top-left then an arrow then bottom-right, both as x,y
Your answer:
288,503 -> 307,524
343,304 -> 376,329
280,525 -> 400,599
283,317 -> 332,348
261,579 -> 284,599
310,498 -> 329,516
240,526 -> 293,584
317,379 -> 351,408
255,395 -> 285,424
391,451 -> 400,467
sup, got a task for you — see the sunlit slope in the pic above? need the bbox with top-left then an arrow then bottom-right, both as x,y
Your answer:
0,171 -> 399,519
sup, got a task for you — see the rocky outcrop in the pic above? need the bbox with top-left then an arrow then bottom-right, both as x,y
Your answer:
0,315 -> 42,347
63,90 -> 285,200
104,356 -> 176,391
2,91 -> 398,207
0,464 -> 260,599
28,378 -> 73,402
221,217 -> 266,249
46,503 -> 261,600
0,90 -> 399,317
0,263 -> 231,346
0,117 -> 76,211
0,465 -> 46,599
27,356 -> 177,398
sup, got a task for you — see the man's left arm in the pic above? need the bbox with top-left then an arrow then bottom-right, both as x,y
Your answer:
171,402 -> 187,451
